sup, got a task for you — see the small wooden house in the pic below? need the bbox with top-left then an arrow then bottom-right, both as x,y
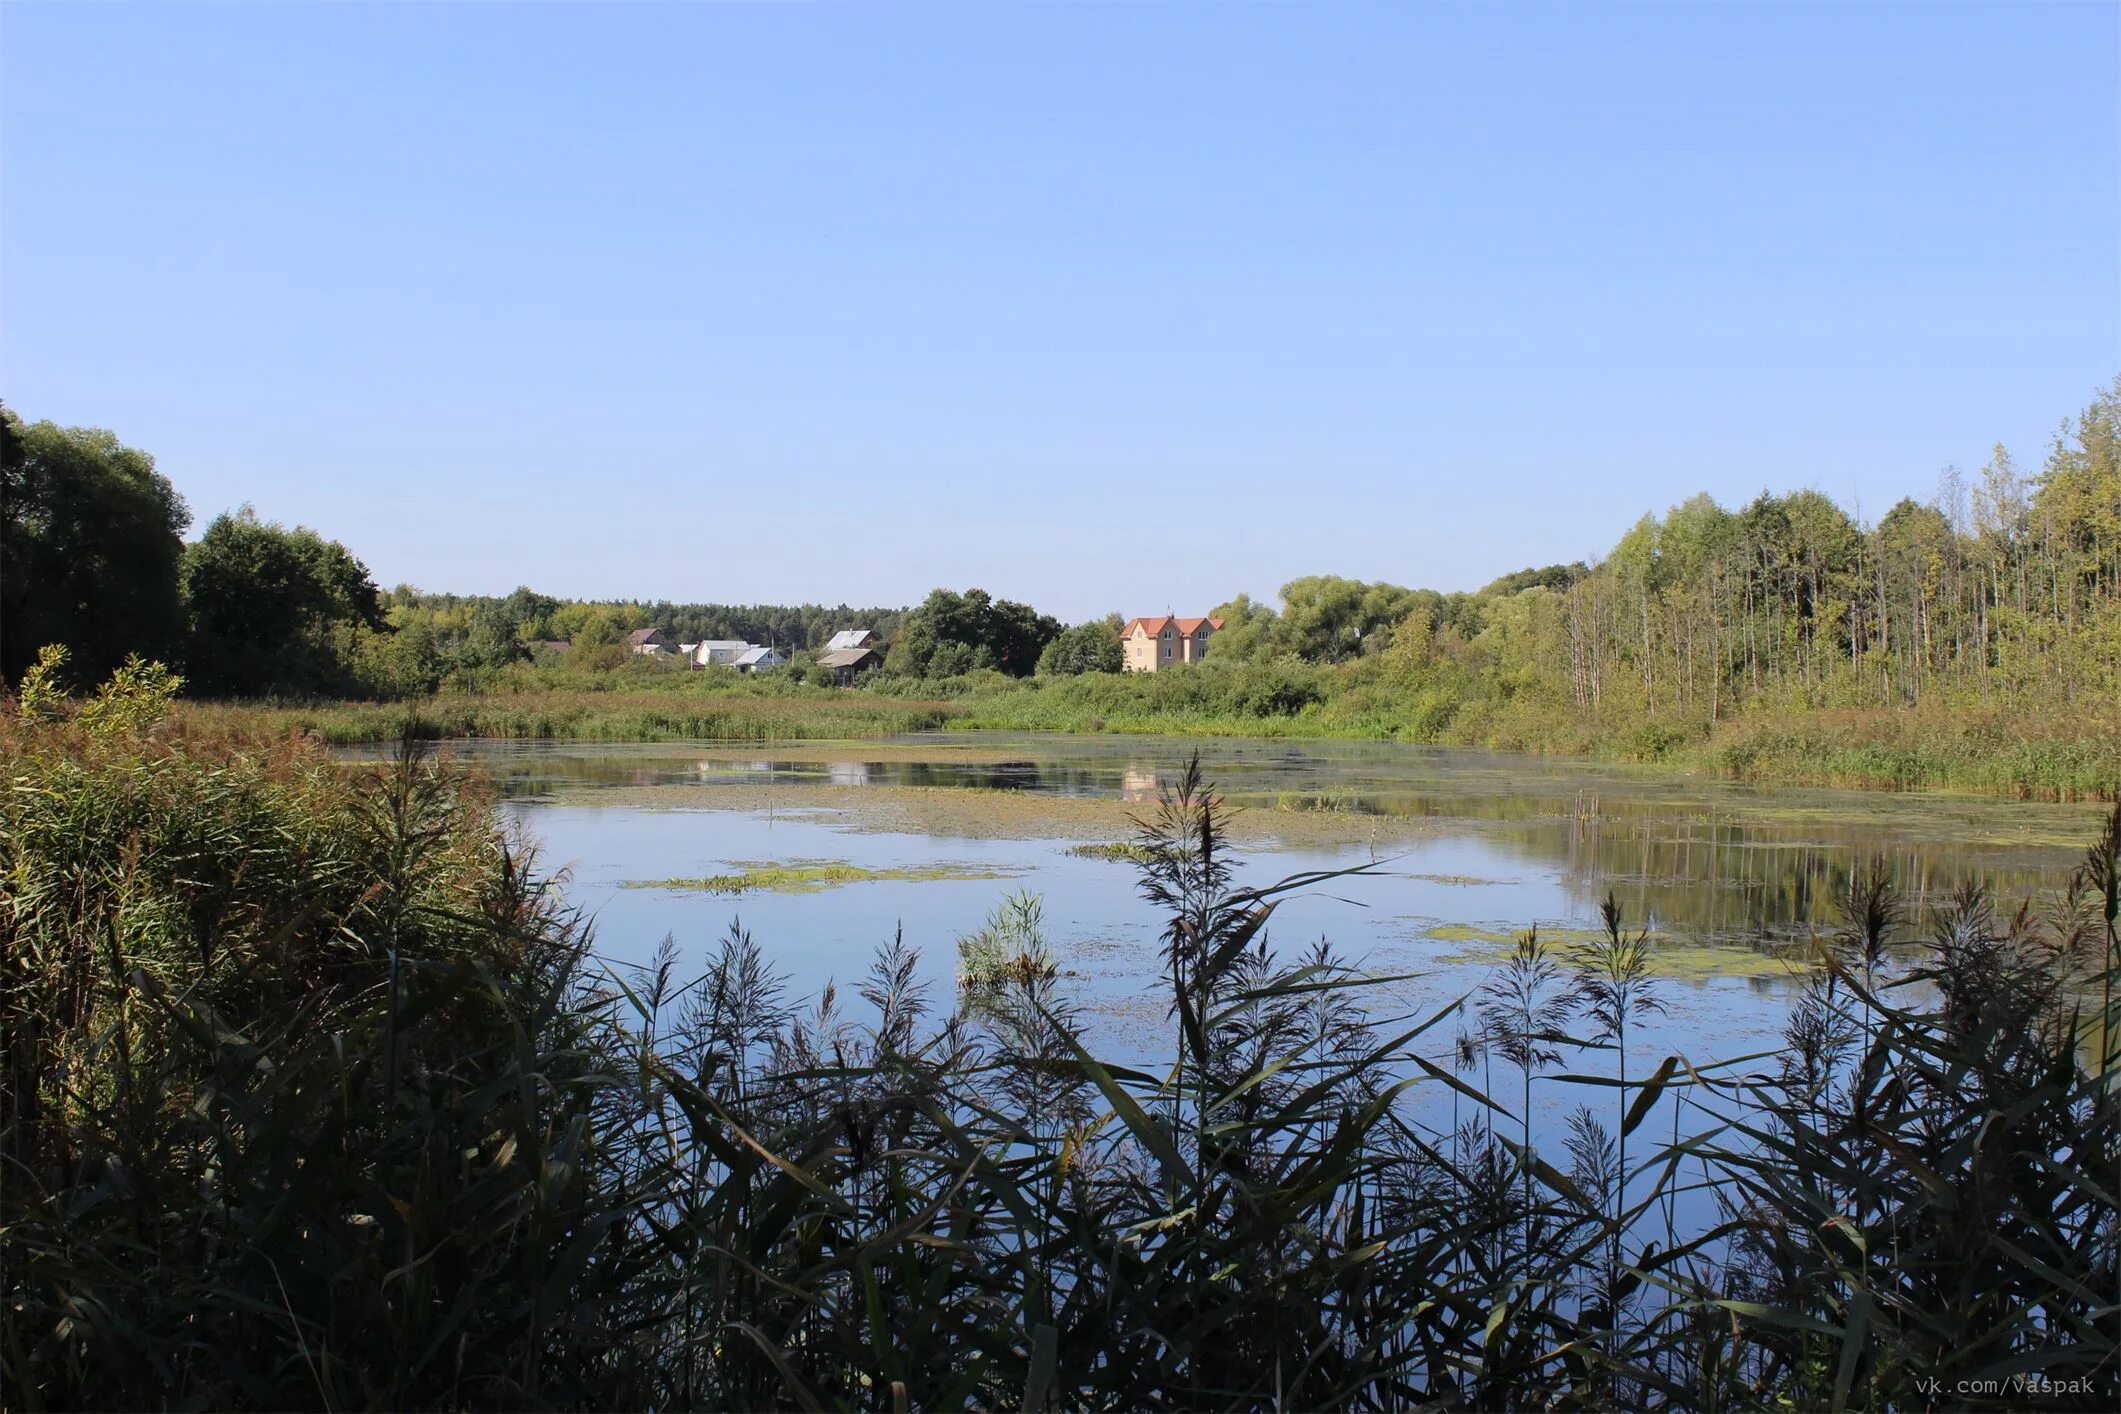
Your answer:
627,628 -> 679,656
816,645 -> 883,685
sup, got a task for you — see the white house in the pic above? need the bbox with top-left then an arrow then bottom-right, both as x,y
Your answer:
689,640 -> 751,668
732,646 -> 786,673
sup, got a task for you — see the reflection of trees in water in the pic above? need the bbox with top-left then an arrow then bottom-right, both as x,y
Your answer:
884,760 -> 1055,792
478,749 -> 2081,947
1525,806 -> 2061,942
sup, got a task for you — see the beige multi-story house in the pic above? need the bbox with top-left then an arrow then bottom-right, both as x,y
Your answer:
1121,615 -> 1224,672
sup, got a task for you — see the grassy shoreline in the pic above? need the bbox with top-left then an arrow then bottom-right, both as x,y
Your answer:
175,686 -> 959,745
174,684 -> 2119,800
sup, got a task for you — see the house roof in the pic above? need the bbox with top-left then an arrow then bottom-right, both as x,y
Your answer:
693,640 -> 749,652
826,629 -> 875,650
817,647 -> 882,668
626,627 -> 672,646
1122,616 -> 1226,638
733,646 -> 781,666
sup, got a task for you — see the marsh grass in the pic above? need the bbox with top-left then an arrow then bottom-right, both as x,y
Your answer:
175,685 -> 958,745
1063,839 -> 1165,864
4,680 -> 2117,1409
954,888 -> 1059,991
174,666 -> 2121,798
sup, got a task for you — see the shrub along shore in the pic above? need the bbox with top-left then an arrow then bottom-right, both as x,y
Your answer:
175,674 -> 2121,801
4,669 -> 2117,1409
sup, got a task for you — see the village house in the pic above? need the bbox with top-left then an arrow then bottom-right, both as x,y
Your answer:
1121,615 -> 1223,672
732,645 -> 786,673
816,644 -> 884,685
627,628 -> 678,656
688,639 -> 751,668
825,628 -> 878,651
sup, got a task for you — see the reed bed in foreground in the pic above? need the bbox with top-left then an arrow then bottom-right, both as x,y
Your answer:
3,672 -> 2116,1409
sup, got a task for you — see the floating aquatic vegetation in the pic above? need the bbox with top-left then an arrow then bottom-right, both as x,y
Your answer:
624,858 -> 1018,894
1065,840 -> 1166,863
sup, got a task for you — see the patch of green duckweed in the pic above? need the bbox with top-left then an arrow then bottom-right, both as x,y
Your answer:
1420,922 -> 1573,945
626,859 -> 1019,895
1417,922 -> 1808,979
1403,873 -> 1515,887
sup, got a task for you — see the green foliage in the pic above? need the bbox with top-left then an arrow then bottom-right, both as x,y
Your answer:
1035,617 -> 1123,676
0,407 -> 191,684
1204,591 -> 1280,660
181,507 -> 389,697
1480,561 -> 1591,597
74,655 -> 183,739
1269,573 -> 1424,662
13,644 -> 71,722
0,722 -> 598,1407
955,888 -> 1054,987
892,587 -> 1060,678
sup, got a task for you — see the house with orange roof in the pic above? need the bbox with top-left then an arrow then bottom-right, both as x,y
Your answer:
1120,614 -> 1224,672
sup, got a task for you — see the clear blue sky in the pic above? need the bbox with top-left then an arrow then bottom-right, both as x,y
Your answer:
4,2 -> 2115,621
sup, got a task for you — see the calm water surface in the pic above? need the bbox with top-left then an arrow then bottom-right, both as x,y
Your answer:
379,735 -> 2101,1096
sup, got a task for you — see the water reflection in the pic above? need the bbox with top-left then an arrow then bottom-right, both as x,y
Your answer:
1537,811 -> 2063,943
357,735 -> 2098,949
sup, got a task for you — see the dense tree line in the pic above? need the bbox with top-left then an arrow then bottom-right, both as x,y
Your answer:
7,380 -> 2115,716
2,407 -> 389,697
1,407 -> 190,684
1204,381 -> 2121,723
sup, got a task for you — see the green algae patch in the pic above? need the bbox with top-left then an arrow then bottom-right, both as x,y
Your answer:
625,858 -> 1020,895
1066,841 -> 1164,864
1414,922 -> 1809,979
1403,873 -> 1516,887
551,780 -> 1442,850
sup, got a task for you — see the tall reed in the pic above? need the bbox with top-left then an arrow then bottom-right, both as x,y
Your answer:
5,684 -> 2116,1409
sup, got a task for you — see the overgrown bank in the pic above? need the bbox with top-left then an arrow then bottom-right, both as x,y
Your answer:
175,682 -> 958,745
4,670 -> 2118,1408
172,670 -> 2121,800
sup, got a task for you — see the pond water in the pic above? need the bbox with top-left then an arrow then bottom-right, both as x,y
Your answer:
382,734 -> 2103,1095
